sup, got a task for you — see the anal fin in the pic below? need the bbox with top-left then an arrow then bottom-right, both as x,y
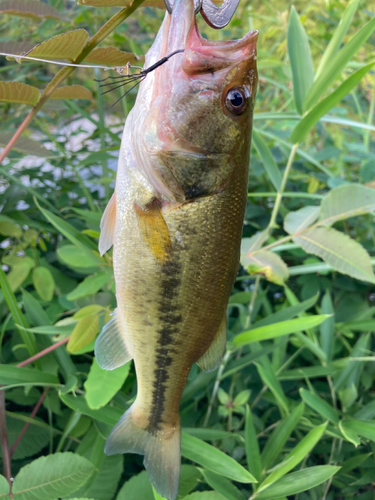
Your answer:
197,314 -> 227,372
95,308 -> 132,370
134,199 -> 171,263
99,192 -> 116,256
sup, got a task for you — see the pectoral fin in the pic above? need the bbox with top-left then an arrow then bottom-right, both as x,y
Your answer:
95,308 -> 132,370
197,314 -> 227,372
134,200 -> 171,263
99,192 -> 116,256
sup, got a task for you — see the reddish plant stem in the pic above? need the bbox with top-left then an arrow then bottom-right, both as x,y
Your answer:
17,336 -> 69,368
0,0 -> 146,165
0,389 -> 11,487
9,388 -> 49,459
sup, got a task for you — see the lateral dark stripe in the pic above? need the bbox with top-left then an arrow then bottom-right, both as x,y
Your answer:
148,258 -> 182,434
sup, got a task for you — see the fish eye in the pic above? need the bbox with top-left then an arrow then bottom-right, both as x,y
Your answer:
225,87 -> 247,115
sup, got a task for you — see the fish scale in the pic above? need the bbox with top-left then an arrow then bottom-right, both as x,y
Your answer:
95,0 -> 258,497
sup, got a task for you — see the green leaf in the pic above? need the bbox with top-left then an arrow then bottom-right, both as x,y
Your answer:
241,230 -> 269,255
32,266 -> 55,301
7,263 -> 32,293
343,419 -> 375,442
316,0 -> 359,78
304,16 -> 375,110
233,315 -> 329,348
255,466 -> 340,499
60,394 -> 122,426
320,291 -> 334,362
67,314 -> 100,353
57,245 -> 99,269
50,85 -> 93,101
287,6 -> 314,114
319,184 -> 375,226
300,388 -> 339,424
0,220 -> 22,237
338,420 -> 360,447
244,250 -> 289,285
261,403 -> 304,472
291,62 -> 375,143
0,81 -> 40,106
181,433 -> 256,483
182,492 -> 226,500
257,422 -> 327,492
284,206 -> 320,235
252,129 -> 282,190
245,406 -> 262,481
85,47 -> 139,66
177,465 -> 201,498
84,359 -> 131,409
0,0 -> 66,20
21,30 -> 89,62
183,428 -> 242,442
78,454 -> 123,500
67,272 -> 111,301
334,334 -> 369,390
200,469 -> 245,500
116,471 -> 154,500
0,475 -> 10,498
256,360 -> 289,416
293,227 -> 375,283
12,452 -> 95,500
0,365 -> 59,386
73,305 -> 105,319
4,416 -> 49,460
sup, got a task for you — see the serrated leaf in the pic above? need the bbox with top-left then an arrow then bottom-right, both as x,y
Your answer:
244,250 -> 289,285
287,6 -> 314,114
12,452 -> 95,500
0,132 -> 55,157
73,454 -> 123,500
85,47 -> 139,66
293,226 -> 375,283
252,129 -> 282,190
67,314 -> 100,353
291,62 -> 375,143
233,315 -> 329,348
22,29 -> 89,62
0,81 -> 40,106
0,0 -> 66,20
316,0 -> 359,79
319,184 -> 375,226
257,423 -> 327,493
304,16 -> 375,110
84,359 -> 130,409
284,206 -> 320,234
181,433 -> 256,483
49,85 -> 93,101
0,41 -> 34,54
67,272 -> 111,301
255,466 -> 340,499
241,230 -> 268,257
32,266 -> 55,301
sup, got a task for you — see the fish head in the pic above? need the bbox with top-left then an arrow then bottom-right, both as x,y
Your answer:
132,0 -> 258,201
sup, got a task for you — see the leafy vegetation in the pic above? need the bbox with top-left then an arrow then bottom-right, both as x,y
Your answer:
0,0 -> 375,499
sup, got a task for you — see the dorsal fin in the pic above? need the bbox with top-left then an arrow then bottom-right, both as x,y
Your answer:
99,192 -> 116,256
134,200 -> 171,263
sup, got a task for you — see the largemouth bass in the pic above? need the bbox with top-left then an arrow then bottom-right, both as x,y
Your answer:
95,1 -> 257,498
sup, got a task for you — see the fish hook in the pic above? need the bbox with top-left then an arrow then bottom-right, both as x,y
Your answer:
163,0 -> 240,29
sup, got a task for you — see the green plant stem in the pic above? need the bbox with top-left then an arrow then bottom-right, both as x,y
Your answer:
0,0 -> 146,164
267,143 -> 299,232
248,192 -> 324,199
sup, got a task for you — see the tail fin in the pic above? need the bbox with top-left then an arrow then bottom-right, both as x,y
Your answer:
105,404 -> 181,500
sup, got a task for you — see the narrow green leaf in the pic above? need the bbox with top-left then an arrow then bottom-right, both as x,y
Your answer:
0,365 -> 59,386
183,428 -> 242,442
84,359 -> 131,409
316,0 -> 359,78
60,394 -> 122,426
200,469 -> 245,500
293,227 -> 375,284
258,422 -> 327,492
256,360 -> 289,416
252,129 -> 282,190
304,16 -> 375,110
320,291 -> 334,362
245,406 -> 262,481
287,6 -> 314,114
292,62 -> 375,142
300,388 -> 339,424
255,466 -> 340,499
338,420 -> 360,447
181,433 -> 256,483
12,452 -> 95,500
343,419 -> 375,442
233,315 -> 329,347
334,334 -> 369,390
